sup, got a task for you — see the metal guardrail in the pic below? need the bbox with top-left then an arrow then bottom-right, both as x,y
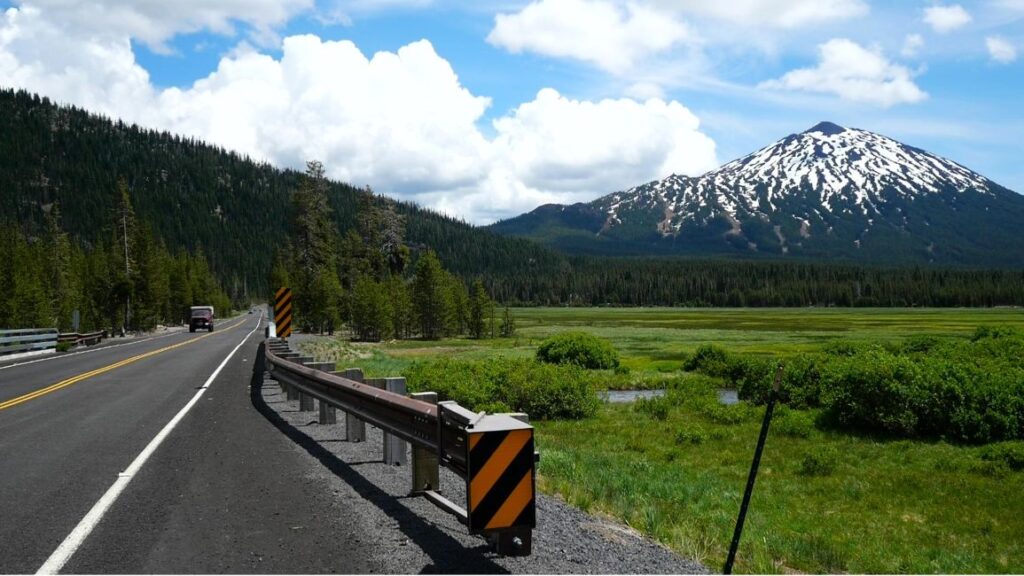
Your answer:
0,328 -> 59,358
57,330 -> 106,346
264,338 -> 537,556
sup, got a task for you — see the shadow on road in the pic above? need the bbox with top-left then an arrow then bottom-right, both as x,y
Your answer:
250,343 -> 509,574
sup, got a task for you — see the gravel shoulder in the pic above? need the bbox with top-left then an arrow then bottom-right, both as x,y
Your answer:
260,344 -> 708,574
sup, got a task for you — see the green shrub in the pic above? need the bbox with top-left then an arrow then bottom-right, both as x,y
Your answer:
980,442 -> 1024,471
971,325 -> 1019,342
799,446 -> 839,476
686,331 -> 1024,443
56,341 -> 72,353
683,344 -> 729,373
674,425 -> 708,445
635,395 -> 671,420
699,401 -> 757,425
536,331 -> 619,369
405,357 -> 600,420
774,407 -> 815,438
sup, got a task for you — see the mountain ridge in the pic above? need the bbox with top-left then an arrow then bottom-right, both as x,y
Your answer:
490,121 -> 1024,267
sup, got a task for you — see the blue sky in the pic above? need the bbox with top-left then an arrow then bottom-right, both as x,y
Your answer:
1,0 -> 1021,222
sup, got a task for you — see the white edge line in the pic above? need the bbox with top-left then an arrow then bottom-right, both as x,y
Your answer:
36,313 -> 264,575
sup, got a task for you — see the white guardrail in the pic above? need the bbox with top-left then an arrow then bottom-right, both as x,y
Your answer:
0,328 -> 59,359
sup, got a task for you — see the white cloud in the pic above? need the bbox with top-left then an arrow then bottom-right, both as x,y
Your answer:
486,0 -> 694,74
667,0 -> 868,28
923,4 -> 972,33
0,3 -> 718,223
17,0 -> 312,51
492,88 -> 716,193
759,38 -> 927,108
902,33 -> 925,58
986,36 -> 1018,63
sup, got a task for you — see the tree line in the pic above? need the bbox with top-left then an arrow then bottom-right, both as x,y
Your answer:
273,162 -> 514,341
0,178 -> 231,331
4,87 -> 1023,311
476,257 -> 1024,308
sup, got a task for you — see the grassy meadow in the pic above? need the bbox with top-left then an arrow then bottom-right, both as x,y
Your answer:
297,307 -> 1024,573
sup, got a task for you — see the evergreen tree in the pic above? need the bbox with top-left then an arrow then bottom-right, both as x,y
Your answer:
412,250 -> 449,340
110,178 -> 137,331
445,272 -> 469,336
350,275 -> 391,341
500,304 -> 516,338
44,203 -> 78,330
386,275 -> 413,340
468,278 -> 490,339
290,160 -> 339,330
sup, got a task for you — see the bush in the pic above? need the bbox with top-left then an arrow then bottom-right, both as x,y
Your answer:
688,331 -> 1024,443
405,356 -> 600,420
799,446 -> 839,476
536,331 -> 619,369
980,442 -> 1024,471
674,425 -> 708,445
699,401 -> 757,425
683,344 -> 729,373
774,407 -> 815,438
635,395 -> 671,420
56,341 -> 72,353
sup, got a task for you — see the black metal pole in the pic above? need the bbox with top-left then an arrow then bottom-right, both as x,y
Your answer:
723,364 -> 784,574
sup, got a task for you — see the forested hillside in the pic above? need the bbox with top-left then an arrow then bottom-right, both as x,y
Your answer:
2,86 -> 1022,312
0,88 -> 559,302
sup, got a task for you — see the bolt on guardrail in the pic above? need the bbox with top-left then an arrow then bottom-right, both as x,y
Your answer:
263,338 -> 537,556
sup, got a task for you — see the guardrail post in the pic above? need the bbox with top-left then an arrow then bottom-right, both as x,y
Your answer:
306,361 -> 337,422
289,356 -> 313,402
363,377 -> 408,465
409,391 -> 440,494
337,368 -> 366,442
384,378 -> 408,466
297,357 -> 318,412
275,350 -> 299,396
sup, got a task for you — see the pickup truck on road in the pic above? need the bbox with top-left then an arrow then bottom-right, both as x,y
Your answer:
189,306 -> 215,333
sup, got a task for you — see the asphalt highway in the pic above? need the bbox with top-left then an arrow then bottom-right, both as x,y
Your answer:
0,313 -> 377,573
0,313 -> 706,574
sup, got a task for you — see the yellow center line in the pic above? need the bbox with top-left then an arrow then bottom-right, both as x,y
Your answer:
0,317 -> 250,412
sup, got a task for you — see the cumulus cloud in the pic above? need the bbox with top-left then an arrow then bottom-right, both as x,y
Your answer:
986,36 -> 1018,63
759,39 -> 927,108
486,0 -> 694,74
902,33 -> 925,58
19,0 -> 313,51
0,2 -> 718,223
923,4 -> 972,33
667,0 -> 868,28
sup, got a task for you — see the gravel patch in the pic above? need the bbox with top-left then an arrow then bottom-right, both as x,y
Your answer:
258,364 -> 708,574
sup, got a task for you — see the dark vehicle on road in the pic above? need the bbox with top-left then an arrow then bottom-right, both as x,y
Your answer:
189,306 -> 215,332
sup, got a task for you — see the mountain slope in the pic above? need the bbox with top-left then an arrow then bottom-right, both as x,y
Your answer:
0,88 -> 564,295
490,121 -> 1024,267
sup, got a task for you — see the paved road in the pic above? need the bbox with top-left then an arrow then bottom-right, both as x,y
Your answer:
0,314 -> 380,574
0,315 -> 705,574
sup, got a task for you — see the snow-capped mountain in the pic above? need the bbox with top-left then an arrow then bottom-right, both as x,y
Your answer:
489,122 -> 1024,267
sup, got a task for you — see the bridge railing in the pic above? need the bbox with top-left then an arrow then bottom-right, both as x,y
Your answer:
0,328 -> 59,359
264,337 -> 537,556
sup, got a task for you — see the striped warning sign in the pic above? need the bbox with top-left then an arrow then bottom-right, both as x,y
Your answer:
467,427 -> 536,532
274,286 -> 293,338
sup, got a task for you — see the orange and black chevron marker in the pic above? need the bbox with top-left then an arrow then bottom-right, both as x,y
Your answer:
467,428 -> 536,532
274,287 -> 293,338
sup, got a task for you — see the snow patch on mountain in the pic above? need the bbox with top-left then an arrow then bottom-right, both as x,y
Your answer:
594,121 -> 995,236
